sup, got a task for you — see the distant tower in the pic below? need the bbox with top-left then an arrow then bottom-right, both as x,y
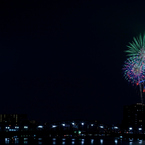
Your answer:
122,103 -> 145,131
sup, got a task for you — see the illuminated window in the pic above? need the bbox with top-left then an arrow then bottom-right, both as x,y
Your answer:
5,127 -> 10,129
139,120 -> 142,122
139,128 -> 142,130
9,129 -> 16,131
114,126 -> 118,129
137,103 -> 142,105
129,127 -> 132,130
38,125 -> 43,129
24,126 -> 28,129
52,125 -> 57,128
16,115 -> 18,122
100,125 -> 104,128
0,114 -> 2,122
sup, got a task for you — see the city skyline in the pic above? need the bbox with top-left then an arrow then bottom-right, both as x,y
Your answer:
0,1 -> 145,125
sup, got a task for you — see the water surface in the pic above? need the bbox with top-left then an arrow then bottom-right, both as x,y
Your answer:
2,138 -> 145,145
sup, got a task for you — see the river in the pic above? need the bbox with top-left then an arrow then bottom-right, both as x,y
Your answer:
2,137 -> 145,145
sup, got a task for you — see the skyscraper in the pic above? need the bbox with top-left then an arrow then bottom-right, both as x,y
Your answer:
122,103 -> 145,131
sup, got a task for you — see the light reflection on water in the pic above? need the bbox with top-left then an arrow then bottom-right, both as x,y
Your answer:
100,139 -> 103,144
24,140 -> 28,144
81,138 -> 84,144
15,138 -> 19,144
38,141 -> 42,145
91,139 -> 94,144
115,139 -> 118,144
5,138 -> 9,144
128,140 -> 145,145
3,137 -> 145,145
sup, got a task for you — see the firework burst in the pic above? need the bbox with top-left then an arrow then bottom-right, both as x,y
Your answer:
123,57 -> 145,85
123,34 -> 145,103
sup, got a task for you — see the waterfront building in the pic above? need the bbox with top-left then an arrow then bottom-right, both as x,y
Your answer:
0,114 -> 28,125
122,103 -> 145,131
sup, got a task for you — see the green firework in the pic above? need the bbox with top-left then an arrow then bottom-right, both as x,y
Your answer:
125,34 -> 145,57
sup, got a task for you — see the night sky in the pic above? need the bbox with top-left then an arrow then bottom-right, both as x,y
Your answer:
0,1 -> 145,125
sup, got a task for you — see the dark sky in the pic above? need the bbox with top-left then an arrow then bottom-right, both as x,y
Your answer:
0,1 -> 145,125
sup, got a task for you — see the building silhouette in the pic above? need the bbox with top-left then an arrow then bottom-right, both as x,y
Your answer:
0,114 -> 27,125
122,103 -> 145,131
